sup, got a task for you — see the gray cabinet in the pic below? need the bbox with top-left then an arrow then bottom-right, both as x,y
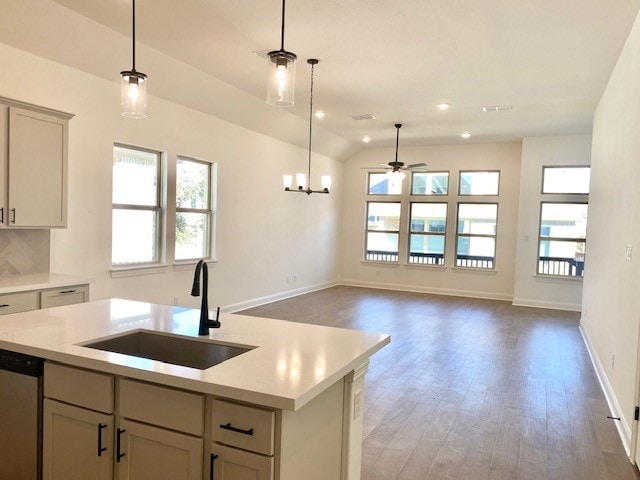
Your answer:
0,97 -> 72,228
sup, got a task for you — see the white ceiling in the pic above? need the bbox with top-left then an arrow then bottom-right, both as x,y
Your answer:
3,0 -> 640,158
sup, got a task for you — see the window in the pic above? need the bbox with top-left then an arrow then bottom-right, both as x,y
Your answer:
368,173 -> 402,195
175,157 -> 213,261
538,203 -> 588,276
365,202 -> 401,262
112,145 -> 162,265
459,171 -> 500,195
456,203 -> 498,269
409,203 -> 447,265
411,172 -> 449,195
542,166 -> 590,194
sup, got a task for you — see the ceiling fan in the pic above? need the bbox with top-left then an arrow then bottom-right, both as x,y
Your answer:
363,124 -> 427,174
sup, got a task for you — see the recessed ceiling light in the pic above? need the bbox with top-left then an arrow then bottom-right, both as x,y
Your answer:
461,132 -> 471,139
437,103 -> 451,111
362,136 -> 371,143
314,111 -> 325,119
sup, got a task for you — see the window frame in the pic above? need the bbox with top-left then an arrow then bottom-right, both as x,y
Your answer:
455,202 -> 499,269
410,171 -> 450,196
112,143 -> 163,267
536,201 -> 588,277
408,202 -> 447,265
364,200 -> 402,263
541,165 -> 591,195
174,156 -> 214,262
458,170 -> 501,196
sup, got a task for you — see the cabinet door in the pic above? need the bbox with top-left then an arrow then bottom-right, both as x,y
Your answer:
8,106 -> 67,227
210,443 -> 274,480
40,285 -> 89,309
0,104 -> 7,221
42,399 -> 113,480
117,419 -> 203,480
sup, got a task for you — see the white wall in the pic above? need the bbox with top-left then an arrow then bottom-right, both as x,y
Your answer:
581,8 -> 640,455
512,135 -> 591,311
338,142 -> 522,300
0,42 -> 342,309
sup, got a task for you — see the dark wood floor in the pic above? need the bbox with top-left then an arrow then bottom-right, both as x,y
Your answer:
240,286 -> 640,480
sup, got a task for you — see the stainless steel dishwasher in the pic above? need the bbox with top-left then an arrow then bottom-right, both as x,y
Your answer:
0,348 -> 44,480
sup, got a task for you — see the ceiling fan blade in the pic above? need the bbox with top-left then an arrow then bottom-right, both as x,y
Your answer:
360,166 -> 388,170
406,163 -> 427,169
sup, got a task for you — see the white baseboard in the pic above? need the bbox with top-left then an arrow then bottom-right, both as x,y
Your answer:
223,280 -> 339,313
338,278 -> 512,302
579,324 -> 632,458
512,297 -> 581,312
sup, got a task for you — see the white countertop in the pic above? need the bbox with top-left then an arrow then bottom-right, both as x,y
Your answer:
0,273 -> 94,294
0,299 -> 390,411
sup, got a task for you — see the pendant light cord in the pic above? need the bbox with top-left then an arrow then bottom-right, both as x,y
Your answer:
307,62 -> 315,182
132,0 -> 136,70
280,0 -> 286,51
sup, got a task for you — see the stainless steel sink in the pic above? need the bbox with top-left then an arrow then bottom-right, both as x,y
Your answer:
82,331 -> 254,370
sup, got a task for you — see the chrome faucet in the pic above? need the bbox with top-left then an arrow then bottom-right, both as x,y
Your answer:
191,260 -> 221,335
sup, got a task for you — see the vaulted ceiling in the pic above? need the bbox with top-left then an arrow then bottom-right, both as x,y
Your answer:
3,0 -> 639,159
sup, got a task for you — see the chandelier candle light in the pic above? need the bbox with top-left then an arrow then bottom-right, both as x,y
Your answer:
120,0 -> 147,118
267,0 -> 297,106
283,59 -> 331,195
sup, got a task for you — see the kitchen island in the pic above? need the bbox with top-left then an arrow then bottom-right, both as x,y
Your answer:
0,298 -> 390,480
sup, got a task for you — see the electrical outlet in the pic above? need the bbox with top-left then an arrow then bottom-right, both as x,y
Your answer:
626,245 -> 633,262
353,390 -> 362,420
375,270 -> 380,277
286,275 -> 290,284
173,296 -> 179,305
293,274 -> 297,283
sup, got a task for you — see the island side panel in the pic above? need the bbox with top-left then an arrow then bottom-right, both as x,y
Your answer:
341,361 -> 369,480
276,378 -> 345,480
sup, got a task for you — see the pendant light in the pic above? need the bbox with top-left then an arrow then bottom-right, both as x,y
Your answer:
283,59 -> 331,195
267,0 -> 297,107
120,0 -> 148,118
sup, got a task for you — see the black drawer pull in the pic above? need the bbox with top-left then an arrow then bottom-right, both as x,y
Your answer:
219,423 -> 254,436
0,304 -> 9,308
60,290 -> 76,294
10,208 -> 15,224
210,453 -> 219,480
116,428 -> 126,462
97,423 -> 107,457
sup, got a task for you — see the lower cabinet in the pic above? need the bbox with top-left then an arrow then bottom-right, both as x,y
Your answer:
42,399 -> 113,480
210,443 -> 273,480
117,419 -> 203,480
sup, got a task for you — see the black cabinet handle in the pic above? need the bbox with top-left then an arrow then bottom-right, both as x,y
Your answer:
10,208 -> 15,224
219,423 -> 254,436
116,428 -> 126,462
209,453 -> 219,480
0,304 -> 9,308
60,290 -> 76,294
0,207 -> 3,223
97,423 -> 107,457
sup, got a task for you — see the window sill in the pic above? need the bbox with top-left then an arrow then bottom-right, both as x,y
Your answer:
173,259 -> 217,272
110,264 -> 169,278
361,259 -> 399,266
404,263 -> 447,271
533,274 -> 583,283
451,266 -> 498,275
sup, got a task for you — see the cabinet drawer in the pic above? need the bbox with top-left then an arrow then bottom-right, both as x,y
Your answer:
119,379 -> 204,436
211,399 -> 275,455
44,362 -> 114,413
40,285 -> 89,309
211,443 -> 274,480
0,291 -> 38,315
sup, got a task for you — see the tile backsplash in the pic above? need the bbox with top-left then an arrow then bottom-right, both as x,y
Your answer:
0,230 -> 50,276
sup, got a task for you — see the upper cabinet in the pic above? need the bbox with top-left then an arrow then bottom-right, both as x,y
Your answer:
0,97 -> 73,228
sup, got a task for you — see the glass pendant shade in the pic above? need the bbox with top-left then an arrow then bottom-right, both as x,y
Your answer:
296,173 -> 307,189
267,51 -> 297,107
121,70 -> 148,118
283,175 -> 293,190
321,175 -> 332,191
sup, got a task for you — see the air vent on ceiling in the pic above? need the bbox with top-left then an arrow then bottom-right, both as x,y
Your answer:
482,105 -> 513,112
352,114 -> 376,121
